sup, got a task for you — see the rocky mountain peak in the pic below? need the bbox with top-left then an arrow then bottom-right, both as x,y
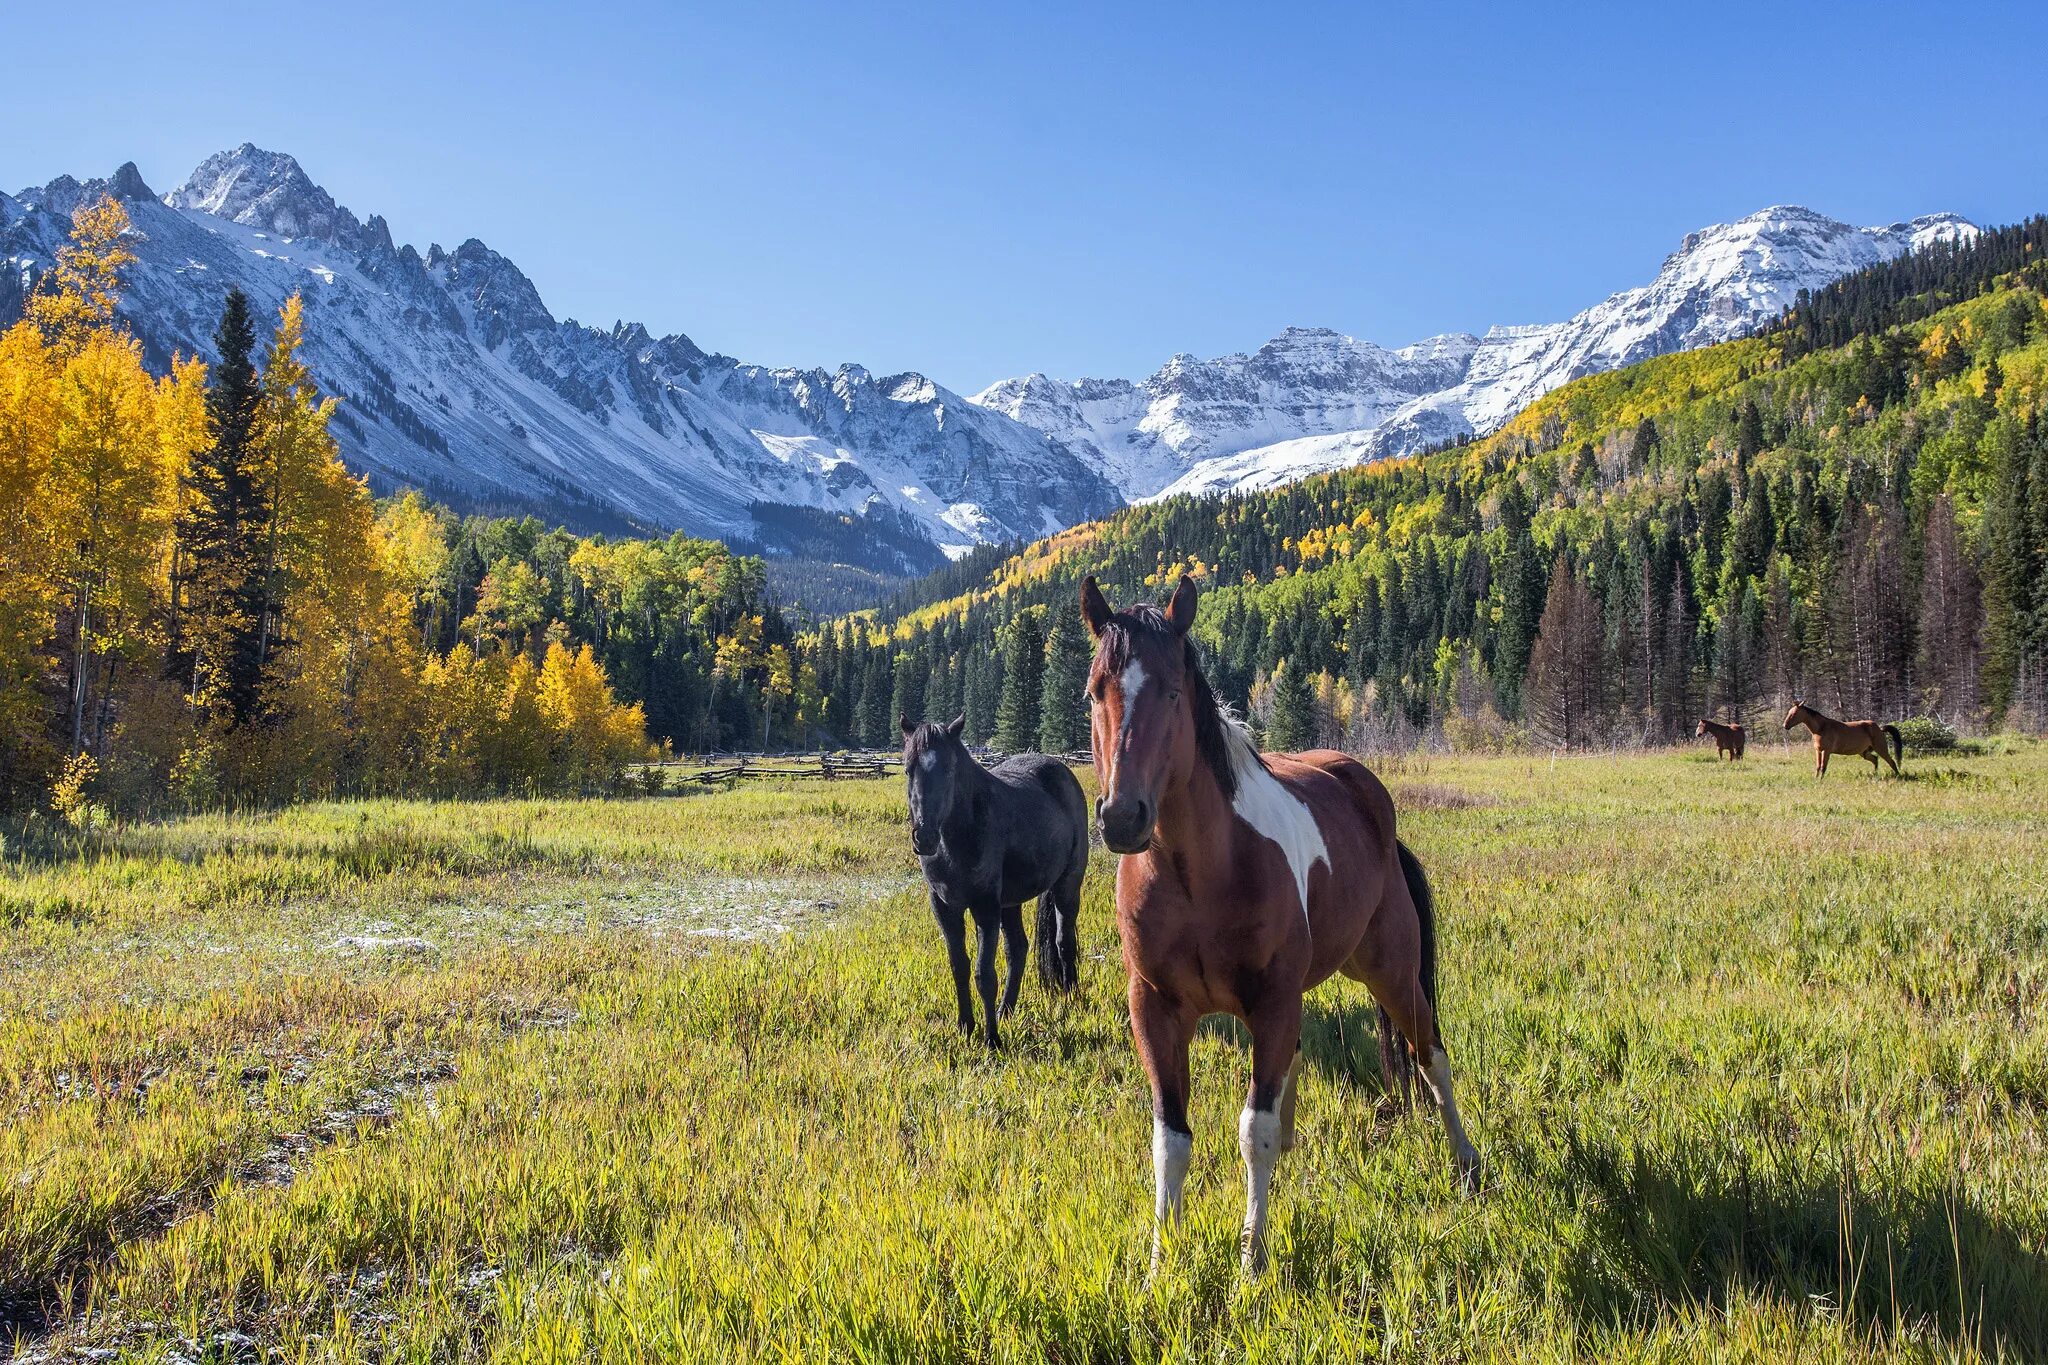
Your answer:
167,144 -> 366,248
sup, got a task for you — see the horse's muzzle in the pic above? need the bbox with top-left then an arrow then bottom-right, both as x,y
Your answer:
910,829 -> 938,857
1096,794 -> 1154,855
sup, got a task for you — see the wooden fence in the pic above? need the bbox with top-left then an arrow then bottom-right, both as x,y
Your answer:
647,748 -> 1093,789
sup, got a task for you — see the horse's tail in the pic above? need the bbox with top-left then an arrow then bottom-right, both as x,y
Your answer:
1379,839 -> 1438,1109
1035,871 -> 1081,993
1035,892 -> 1063,991
1884,724 -> 1905,767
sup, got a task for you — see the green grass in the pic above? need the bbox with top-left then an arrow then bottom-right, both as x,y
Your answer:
4,747 -> 2046,1361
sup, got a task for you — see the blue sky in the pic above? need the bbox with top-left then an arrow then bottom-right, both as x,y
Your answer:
6,1 -> 2045,392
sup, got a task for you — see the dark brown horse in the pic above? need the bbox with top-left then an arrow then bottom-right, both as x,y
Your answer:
1784,702 -> 1902,777
1696,717 -> 1745,760
1081,574 -> 1480,1277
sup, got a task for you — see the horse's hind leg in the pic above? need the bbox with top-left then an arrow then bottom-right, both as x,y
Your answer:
1040,868 -> 1083,991
932,897 -> 974,1037
971,905 -> 1003,1047
997,903 -> 1027,1019
1357,962 -> 1482,1194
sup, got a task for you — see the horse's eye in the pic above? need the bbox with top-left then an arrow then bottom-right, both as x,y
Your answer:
1168,689 -> 1182,702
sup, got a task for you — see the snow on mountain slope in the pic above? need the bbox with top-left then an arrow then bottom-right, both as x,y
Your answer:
1,146 -> 1116,571
977,206 -> 1980,502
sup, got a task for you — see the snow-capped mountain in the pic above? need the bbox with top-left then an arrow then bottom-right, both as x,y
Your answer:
1,147 -> 1117,571
973,206 -> 1979,501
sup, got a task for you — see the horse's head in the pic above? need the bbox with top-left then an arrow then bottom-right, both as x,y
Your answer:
1696,719 -> 1709,737
1081,574 -> 1201,854
900,713 -> 967,856
1784,702 -> 1806,731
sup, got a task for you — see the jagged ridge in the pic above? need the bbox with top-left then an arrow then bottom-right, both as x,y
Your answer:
1,146 -> 1118,572
972,205 -> 1979,501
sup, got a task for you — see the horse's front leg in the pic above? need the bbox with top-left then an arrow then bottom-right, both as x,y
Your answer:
932,896 -> 974,1036
971,904 -> 1002,1047
1239,1002 -> 1304,1276
1131,978 -> 1193,1279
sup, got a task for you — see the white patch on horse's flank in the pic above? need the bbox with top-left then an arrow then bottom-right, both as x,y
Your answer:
1118,658 -> 1147,704
1220,712 -> 1328,926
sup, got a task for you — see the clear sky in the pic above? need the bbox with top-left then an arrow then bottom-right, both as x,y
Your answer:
6,1 -> 2045,393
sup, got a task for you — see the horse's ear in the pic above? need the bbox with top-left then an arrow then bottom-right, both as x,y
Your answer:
900,714 -> 915,738
1166,574 -> 1198,636
945,713 -> 965,738
1080,576 -> 1113,638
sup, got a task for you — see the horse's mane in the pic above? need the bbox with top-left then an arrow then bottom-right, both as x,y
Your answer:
1097,605 -> 1253,801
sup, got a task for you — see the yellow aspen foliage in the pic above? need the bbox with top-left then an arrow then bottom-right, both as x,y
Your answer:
50,331 -> 171,751
0,322 -> 62,771
0,200 -> 656,808
26,197 -> 136,356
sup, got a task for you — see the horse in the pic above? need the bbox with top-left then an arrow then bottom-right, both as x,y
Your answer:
1783,702 -> 1902,778
900,714 -> 1089,1047
1080,574 -> 1481,1277
1696,717 -> 1746,760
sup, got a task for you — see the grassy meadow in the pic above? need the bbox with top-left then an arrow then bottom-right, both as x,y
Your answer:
3,741 -> 2046,1361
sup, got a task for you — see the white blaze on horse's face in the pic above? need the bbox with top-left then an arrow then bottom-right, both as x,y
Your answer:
1118,658 -> 1147,705
1222,720 -> 1328,927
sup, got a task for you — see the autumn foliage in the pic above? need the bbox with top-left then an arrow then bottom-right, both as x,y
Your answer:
0,198 -> 655,812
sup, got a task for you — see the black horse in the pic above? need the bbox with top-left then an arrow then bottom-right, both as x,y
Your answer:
900,715 -> 1089,1046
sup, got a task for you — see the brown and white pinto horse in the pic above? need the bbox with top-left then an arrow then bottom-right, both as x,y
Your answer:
1081,574 -> 1481,1277
1696,717 -> 1745,760
1784,701 -> 1902,778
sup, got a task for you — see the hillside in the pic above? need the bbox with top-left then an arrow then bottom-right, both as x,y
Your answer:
804,218 -> 2048,752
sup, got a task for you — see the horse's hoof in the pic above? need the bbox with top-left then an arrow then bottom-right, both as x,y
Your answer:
1456,1153 -> 1485,1197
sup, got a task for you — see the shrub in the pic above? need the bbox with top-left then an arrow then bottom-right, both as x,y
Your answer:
1894,716 -> 1960,754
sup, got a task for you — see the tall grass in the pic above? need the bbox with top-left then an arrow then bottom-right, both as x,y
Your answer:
4,748 -> 2045,1360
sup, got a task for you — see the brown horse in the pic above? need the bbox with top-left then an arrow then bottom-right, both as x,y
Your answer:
1081,574 -> 1480,1277
1784,701 -> 1903,777
1696,717 -> 1745,760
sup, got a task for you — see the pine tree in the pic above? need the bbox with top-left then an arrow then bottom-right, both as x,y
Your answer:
858,649 -> 892,747
890,643 -> 927,732
1493,482 -> 1542,713
1915,493 -> 1982,722
1037,607 -> 1091,753
1524,557 -> 1609,750
177,287 -> 269,722
1630,417 -> 1660,474
1265,658 -> 1316,752
993,607 -> 1046,752
1736,399 -> 1765,465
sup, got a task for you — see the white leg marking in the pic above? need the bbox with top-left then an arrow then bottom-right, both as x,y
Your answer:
1151,1119 -> 1191,1273
1238,1105 -> 1282,1274
1423,1045 -> 1482,1192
